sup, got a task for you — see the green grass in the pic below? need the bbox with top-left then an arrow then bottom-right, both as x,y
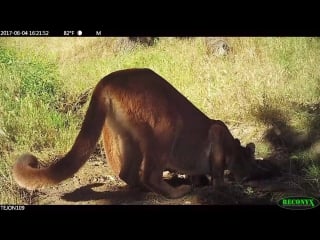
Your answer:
1,37 -> 320,204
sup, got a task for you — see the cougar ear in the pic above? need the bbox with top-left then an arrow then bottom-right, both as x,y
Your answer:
246,142 -> 255,155
234,138 -> 241,146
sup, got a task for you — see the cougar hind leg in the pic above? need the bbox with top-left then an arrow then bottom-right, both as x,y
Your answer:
102,125 -> 142,187
118,135 -> 143,187
102,125 -> 122,175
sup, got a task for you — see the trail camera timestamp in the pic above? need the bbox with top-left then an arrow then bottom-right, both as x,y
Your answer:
0,30 -> 49,36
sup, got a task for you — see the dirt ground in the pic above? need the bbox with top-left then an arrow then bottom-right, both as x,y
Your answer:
26,153 -> 311,206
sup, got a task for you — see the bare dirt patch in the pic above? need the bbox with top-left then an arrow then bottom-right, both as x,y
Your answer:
28,154 -> 309,205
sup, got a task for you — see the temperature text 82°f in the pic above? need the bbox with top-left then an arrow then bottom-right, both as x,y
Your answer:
64,31 -> 75,36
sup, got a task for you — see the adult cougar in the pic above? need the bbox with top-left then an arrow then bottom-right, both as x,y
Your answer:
13,68 -> 256,199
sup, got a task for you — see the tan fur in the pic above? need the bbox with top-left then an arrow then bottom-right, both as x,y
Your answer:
12,68 -> 255,199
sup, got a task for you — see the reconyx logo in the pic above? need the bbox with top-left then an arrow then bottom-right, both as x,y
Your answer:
278,196 -> 319,210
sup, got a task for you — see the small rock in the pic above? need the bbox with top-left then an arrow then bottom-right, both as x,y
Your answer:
107,175 -> 115,181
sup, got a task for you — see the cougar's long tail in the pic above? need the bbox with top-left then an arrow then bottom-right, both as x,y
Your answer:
12,82 -> 108,190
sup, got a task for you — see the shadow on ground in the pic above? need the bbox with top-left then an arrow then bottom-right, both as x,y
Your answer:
252,101 -> 320,196
61,177 -> 192,204
60,175 -> 292,205
254,103 -> 320,168
61,183 -> 149,204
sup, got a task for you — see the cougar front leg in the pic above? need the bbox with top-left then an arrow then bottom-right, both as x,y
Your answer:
210,147 -> 225,188
190,175 -> 210,187
211,166 -> 224,189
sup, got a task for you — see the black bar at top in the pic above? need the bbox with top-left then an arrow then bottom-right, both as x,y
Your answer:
0,23 -> 319,37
